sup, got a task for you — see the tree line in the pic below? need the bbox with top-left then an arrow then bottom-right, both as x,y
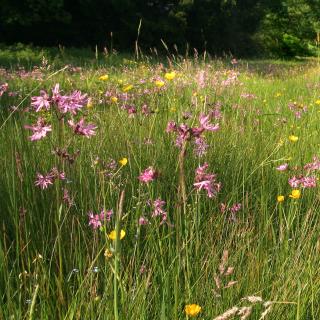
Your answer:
0,0 -> 319,57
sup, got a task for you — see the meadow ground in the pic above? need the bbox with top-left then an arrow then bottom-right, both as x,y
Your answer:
0,46 -> 320,319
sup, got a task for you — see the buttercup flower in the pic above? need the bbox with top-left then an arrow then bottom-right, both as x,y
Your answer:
185,304 -> 202,317
111,96 -> 118,103
277,195 -> 285,202
155,80 -> 165,88
99,74 -> 109,81
108,229 -> 126,240
123,84 -> 133,92
119,157 -> 128,166
289,189 -> 301,199
289,135 -> 298,142
164,71 -> 176,80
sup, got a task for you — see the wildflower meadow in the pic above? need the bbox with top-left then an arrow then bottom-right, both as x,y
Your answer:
0,49 -> 320,319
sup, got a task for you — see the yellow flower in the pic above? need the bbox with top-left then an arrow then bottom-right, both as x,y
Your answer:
119,157 -> 128,166
111,96 -> 118,103
277,138 -> 284,147
99,74 -> 109,81
277,195 -> 285,202
275,92 -> 282,97
170,107 -> 176,113
104,248 -> 113,258
164,71 -> 176,80
87,98 -> 93,109
315,99 -> 320,105
108,229 -> 126,240
155,80 -> 165,88
289,189 -> 301,199
123,84 -> 133,92
289,135 -> 298,142
185,304 -> 202,317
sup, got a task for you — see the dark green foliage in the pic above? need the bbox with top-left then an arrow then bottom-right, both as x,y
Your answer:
0,0 -> 319,57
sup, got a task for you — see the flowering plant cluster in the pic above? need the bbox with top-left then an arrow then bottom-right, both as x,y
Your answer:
24,84 -> 97,141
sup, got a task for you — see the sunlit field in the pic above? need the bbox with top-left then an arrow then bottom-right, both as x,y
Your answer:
0,47 -> 320,319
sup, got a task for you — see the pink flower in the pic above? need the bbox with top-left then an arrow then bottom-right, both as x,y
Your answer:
58,90 -> 88,114
194,137 -> 209,157
166,113 -> 219,151
0,83 -> 8,96
141,104 -> 151,116
288,176 -> 301,188
288,175 -> 317,188
35,173 -> 54,189
230,203 -> 241,213
194,163 -> 221,198
68,118 -> 97,137
52,83 -> 61,102
138,167 -> 158,183
24,117 -> 52,141
166,121 -> 177,133
138,217 -> 149,225
300,176 -> 317,188
31,90 -> 51,112
63,188 -> 74,207
276,163 -> 288,171
199,114 -> 220,132
304,156 -> 320,171
34,167 -> 65,189
88,209 -> 113,230
231,58 -> 238,65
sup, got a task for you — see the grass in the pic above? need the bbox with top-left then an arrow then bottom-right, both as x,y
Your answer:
0,45 -> 320,319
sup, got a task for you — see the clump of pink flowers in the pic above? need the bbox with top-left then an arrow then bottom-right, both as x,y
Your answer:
288,175 -> 317,188
88,209 -> 113,230
166,113 -> 219,156
194,163 -> 221,198
35,167 -> 65,189
288,101 -> 307,119
304,156 -> 320,171
220,202 -> 241,221
138,167 -> 158,183
25,84 -> 96,140
31,84 -> 88,115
